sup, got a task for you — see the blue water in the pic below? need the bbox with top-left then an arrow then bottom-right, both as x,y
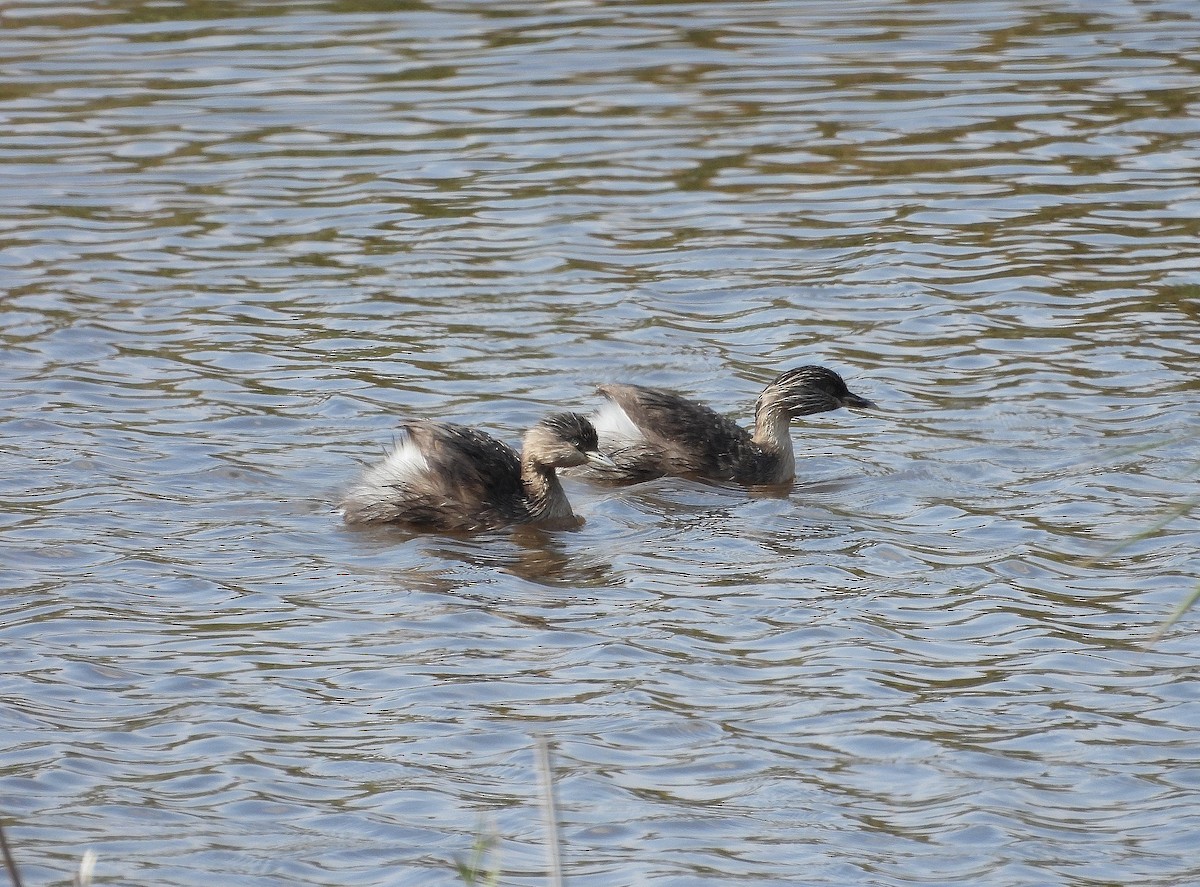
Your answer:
2,2 -> 1199,885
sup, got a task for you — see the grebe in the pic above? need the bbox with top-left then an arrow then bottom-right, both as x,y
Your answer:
579,365 -> 875,485
340,412 -> 611,531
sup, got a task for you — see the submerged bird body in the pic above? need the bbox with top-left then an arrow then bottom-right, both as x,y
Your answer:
340,412 -> 607,531
586,365 -> 874,485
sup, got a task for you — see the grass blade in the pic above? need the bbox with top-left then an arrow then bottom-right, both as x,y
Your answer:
0,822 -> 25,887
535,736 -> 565,887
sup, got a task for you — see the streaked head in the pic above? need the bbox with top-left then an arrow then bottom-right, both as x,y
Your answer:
756,365 -> 876,421
523,412 -> 615,469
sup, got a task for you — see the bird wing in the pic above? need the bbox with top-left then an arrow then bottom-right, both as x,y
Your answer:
405,422 -> 524,516
595,384 -> 753,480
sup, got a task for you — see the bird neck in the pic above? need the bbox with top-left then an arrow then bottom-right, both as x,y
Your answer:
750,405 -> 796,482
520,458 -> 574,521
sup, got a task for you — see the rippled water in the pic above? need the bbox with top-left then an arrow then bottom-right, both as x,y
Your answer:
3,1 -> 1199,885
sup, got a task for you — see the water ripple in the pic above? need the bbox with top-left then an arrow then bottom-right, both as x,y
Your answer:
2,1 -> 1199,886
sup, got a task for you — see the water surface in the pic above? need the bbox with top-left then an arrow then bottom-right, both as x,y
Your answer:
2,1 -> 1199,885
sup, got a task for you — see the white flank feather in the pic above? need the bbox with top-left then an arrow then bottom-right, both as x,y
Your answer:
336,435 -> 431,519
592,401 -> 646,449
367,436 -> 430,487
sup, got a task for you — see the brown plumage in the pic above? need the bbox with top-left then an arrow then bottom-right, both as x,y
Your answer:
580,365 -> 875,485
340,412 -> 610,531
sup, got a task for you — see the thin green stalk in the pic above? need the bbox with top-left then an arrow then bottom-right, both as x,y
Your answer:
0,822 -> 24,887
1100,492 -> 1200,560
74,849 -> 96,887
1150,583 -> 1200,646
1087,441 -> 1199,642
453,825 -> 499,887
535,736 -> 565,887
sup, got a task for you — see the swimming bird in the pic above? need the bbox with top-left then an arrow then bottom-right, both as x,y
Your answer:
340,412 -> 612,531
578,365 -> 875,485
